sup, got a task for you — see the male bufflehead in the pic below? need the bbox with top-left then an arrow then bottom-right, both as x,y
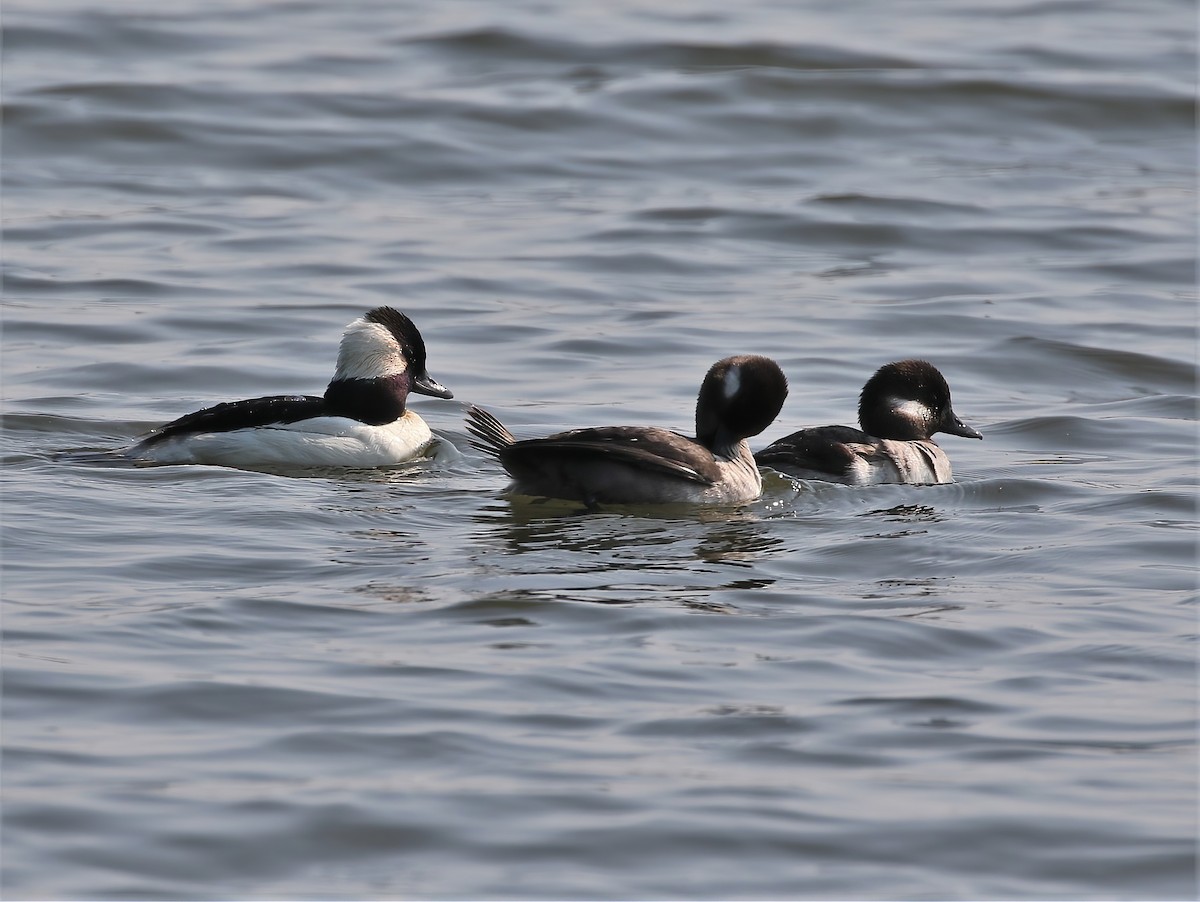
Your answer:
128,307 -> 453,468
466,355 -> 788,506
754,359 -> 981,485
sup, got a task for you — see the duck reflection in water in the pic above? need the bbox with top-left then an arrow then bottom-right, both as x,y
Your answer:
473,502 -> 781,587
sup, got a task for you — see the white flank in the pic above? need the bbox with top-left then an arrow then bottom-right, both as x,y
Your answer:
846,457 -> 877,486
135,412 -> 434,468
876,439 -> 953,484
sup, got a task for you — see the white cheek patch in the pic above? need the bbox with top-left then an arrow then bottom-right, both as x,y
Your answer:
723,365 -> 742,401
333,320 -> 408,381
889,398 -> 930,424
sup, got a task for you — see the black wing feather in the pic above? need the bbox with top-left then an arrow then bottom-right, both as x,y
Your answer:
466,407 -> 719,485
137,395 -> 328,448
502,426 -> 719,485
754,425 -> 870,478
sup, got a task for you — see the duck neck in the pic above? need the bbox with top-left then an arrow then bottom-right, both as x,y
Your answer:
710,430 -> 750,462
323,373 -> 409,425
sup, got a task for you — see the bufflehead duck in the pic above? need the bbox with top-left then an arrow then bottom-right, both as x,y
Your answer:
754,359 -> 981,485
128,307 -> 453,468
466,355 -> 788,506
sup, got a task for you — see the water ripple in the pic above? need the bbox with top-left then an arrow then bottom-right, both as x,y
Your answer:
4,0 -> 1195,899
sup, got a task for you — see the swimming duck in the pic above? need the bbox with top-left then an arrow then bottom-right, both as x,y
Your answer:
128,307 -> 453,468
466,355 -> 789,505
754,359 -> 981,485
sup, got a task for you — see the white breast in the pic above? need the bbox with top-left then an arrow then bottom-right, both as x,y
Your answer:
702,441 -> 763,503
875,439 -> 953,484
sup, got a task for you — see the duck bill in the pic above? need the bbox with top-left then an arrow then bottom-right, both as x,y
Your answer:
943,411 -> 982,440
412,371 -> 454,400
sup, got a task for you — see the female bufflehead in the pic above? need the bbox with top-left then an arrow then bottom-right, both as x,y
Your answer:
754,359 -> 981,485
128,307 -> 453,468
466,355 -> 788,506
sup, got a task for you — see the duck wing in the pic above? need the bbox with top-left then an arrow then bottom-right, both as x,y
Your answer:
137,395 -> 328,448
503,426 -> 721,485
754,425 -> 875,479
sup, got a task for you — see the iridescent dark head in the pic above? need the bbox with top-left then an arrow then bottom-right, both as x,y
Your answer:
858,359 -> 980,441
695,355 -> 789,451
332,307 -> 452,399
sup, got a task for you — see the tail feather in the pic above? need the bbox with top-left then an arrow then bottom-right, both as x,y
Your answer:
465,405 -> 516,458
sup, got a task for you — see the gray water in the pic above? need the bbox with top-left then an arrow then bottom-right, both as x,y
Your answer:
3,1 -> 1196,899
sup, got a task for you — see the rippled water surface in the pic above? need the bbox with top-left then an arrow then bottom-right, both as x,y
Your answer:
3,1 -> 1196,899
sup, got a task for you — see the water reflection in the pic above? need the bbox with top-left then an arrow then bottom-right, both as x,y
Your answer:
693,515 -> 784,567
477,496 -> 783,567
349,582 -> 434,608
456,498 -> 782,608
863,503 -> 942,522
866,577 -> 944,599
859,576 -> 965,615
859,502 -> 943,539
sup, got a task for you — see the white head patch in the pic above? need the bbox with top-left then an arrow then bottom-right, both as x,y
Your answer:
332,318 -> 408,382
723,364 -> 742,401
